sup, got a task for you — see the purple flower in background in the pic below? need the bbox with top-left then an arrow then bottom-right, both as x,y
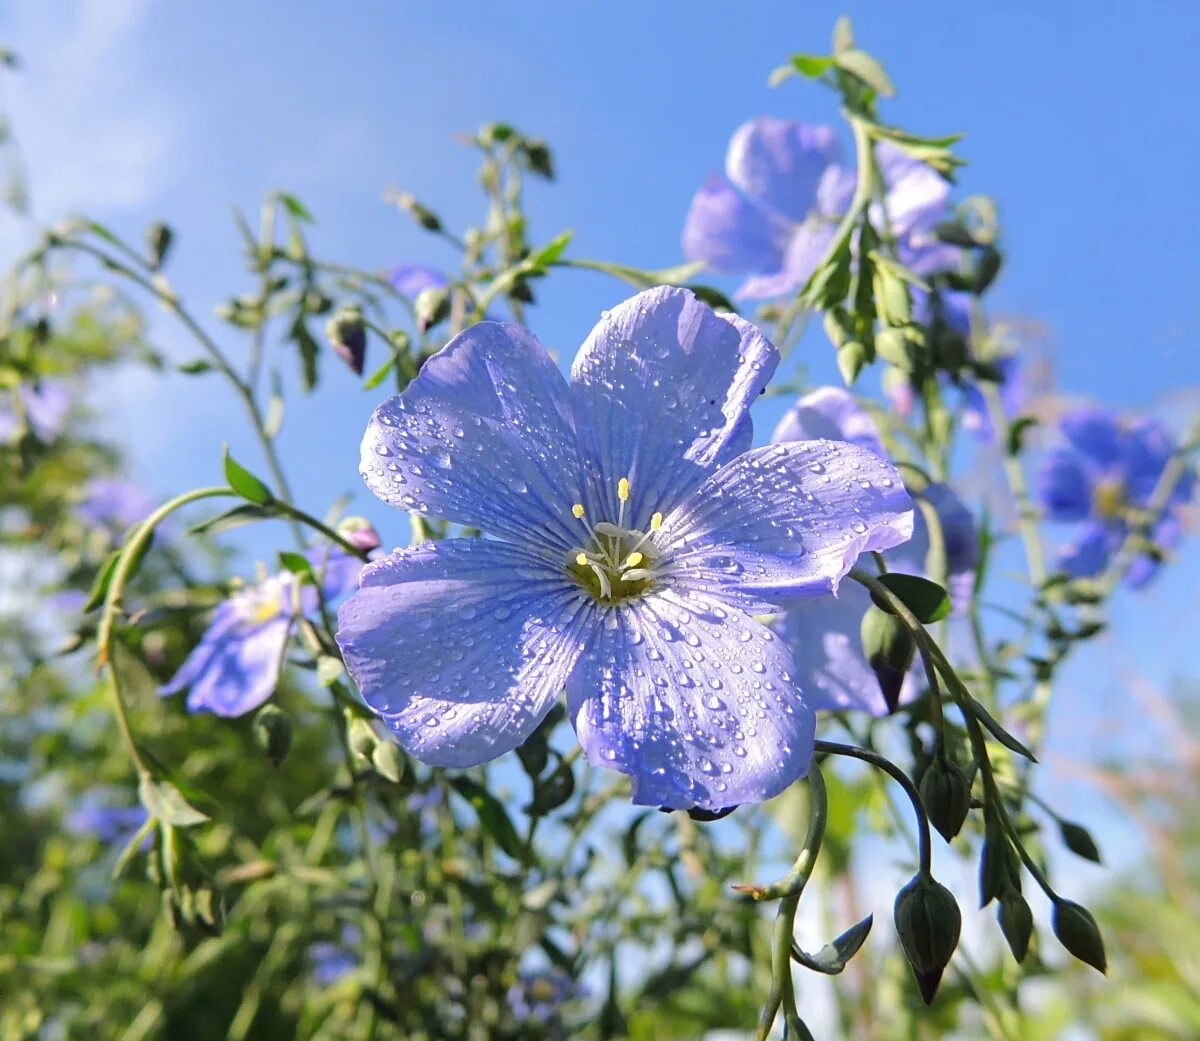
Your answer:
682,118 -> 953,301
162,542 -> 373,717
769,389 -> 976,715
336,287 -> 913,810
0,380 -> 71,443
78,478 -> 154,532
961,356 -> 1024,442
509,968 -> 578,1028
66,792 -> 148,846
387,263 -> 449,299
1036,407 -> 1195,588
309,927 -> 360,985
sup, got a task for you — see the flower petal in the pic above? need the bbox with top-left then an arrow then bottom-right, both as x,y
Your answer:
387,263 -> 448,298
1057,521 -> 1120,579
662,440 -> 914,610
682,173 -> 787,275
336,539 -> 591,769
726,117 -> 841,224
361,322 -> 584,553
1061,407 -> 1123,469
175,614 -> 289,718
569,286 -> 778,527
566,589 -> 814,810
1036,449 -> 1094,522
875,141 -> 949,237
735,220 -> 836,301
1125,514 -> 1182,589
771,386 -> 884,456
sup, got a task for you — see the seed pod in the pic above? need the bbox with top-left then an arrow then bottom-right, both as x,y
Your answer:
860,605 -> 915,712
919,757 -> 971,842
894,874 -> 961,1004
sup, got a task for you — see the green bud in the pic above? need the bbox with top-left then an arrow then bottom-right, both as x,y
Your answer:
874,326 -> 913,371
347,714 -> 377,760
414,286 -> 451,333
822,307 -> 854,349
521,139 -> 555,180
253,704 -> 293,767
972,246 -> 1002,294
1052,898 -> 1107,974
874,268 -> 911,326
919,757 -> 971,842
391,191 -> 442,232
860,604 -> 915,713
1058,819 -> 1102,863
997,886 -> 1033,963
894,874 -> 961,1004
147,221 -> 173,270
837,340 -> 869,386
371,740 -> 406,785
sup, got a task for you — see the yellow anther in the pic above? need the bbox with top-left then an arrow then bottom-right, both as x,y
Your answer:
625,551 -> 644,569
650,511 -> 663,530
572,503 -> 586,519
575,552 -> 589,566
618,477 -> 630,502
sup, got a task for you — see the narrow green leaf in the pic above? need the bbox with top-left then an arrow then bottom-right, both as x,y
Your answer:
363,354 -> 397,391
138,773 -> 210,828
278,551 -> 313,578
797,914 -> 874,974
529,230 -> 573,269
836,49 -> 896,97
222,445 -> 273,505
968,696 -> 1038,762
289,316 -> 320,392
83,550 -> 122,612
187,502 -> 276,536
451,776 -> 524,859
277,191 -> 314,223
178,358 -> 214,375
1059,819 -> 1102,863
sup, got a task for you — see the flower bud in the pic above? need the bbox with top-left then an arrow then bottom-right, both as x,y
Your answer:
147,221 -> 173,270
325,305 -> 367,375
346,714 -> 377,760
919,758 -> 971,842
822,307 -> 854,349
860,605 -> 915,712
521,139 -> 555,180
874,326 -> 913,371
414,286 -> 451,334
391,191 -> 443,232
253,704 -> 293,767
894,874 -> 961,1004
997,886 -> 1033,962
338,516 -> 380,553
1052,897 -> 1107,974
838,340 -> 869,386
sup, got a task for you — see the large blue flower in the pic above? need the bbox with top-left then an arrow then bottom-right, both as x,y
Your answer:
335,287 -> 913,810
1035,407 -> 1195,588
682,118 -> 954,301
771,388 -> 977,715
162,544 -> 370,717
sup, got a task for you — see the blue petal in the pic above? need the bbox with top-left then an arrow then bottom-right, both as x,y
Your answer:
183,615 -> 290,717
895,483 -> 979,586
566,589 -> 814,810
1057,521 -> 1120,579
569,286 -> 778,528
875,141 -> 950,238
771,386 -> 884,456
663,439 -> 914,611
1120,418 -> 1179,505
736,220 -> 836,301
387,263 -> 448,298
726,117 -> 842,224
1060,407 -> 1123,468
336,539 -> 590,768
682,173 -> 787,275
361,322 -> 585,553
1035,449 -> 1094,522
160,601 -> 245,696
1125,514 -> 1183,589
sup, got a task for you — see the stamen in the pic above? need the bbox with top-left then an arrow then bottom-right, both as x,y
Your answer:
651,512 -> 663,530
575,552 -> 589,566
617,477 -> 630,502
571,503 -> 586,519
624,551 -> 644,569
620,567 -> 656,583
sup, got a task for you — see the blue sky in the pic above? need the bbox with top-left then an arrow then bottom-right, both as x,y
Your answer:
2,1 -> 1197,871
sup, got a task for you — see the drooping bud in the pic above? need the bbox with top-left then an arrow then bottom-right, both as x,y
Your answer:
1052,897 -> 1107,974
894,874 -> 962,1004
838,340 -> 869,386
414,286 -> 451,334
997,886 -> 1034,963
253,704 -> 293,767
860,605 -> 915,712
337,516 -> 381,553
146,221 -> 174,270
325,305 -> 367,375
874,326 -> 913,371
389,190 -> 443,232
919,757 -> 971,842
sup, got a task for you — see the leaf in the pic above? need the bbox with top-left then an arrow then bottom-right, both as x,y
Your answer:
222,445 -> 274,505
278,551 -> 313,579
836,49 -> 896,97
769,53 -> 834,87
178,358 -> 214,375
871,572 -> 951,623
316,655 -> 345,687
1006,415 -> 1037,457
363,354 -> 397,391
289,316 -> 320,392
528,230 -> 573,269
83,550 -> 121,612
277,191 -> 314,223
451,777 -> 524,859
796,914 -> 874,974
187,502 -> 276,536
138,773 -> 210,828
564,257 -> 705,290
110,640 -> 160,706
832,16 -> 855,53
263,387 -> 285,439
967,696 -> 1038,762
684,283 -> 738,313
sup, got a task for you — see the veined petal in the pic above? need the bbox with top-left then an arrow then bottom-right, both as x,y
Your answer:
875,141 -> 950,238
682,173 -> 788,275
336,539 -> 590,768
735,220 -> 836,302
176,614 -> 290,718
771,386 -> 884,457
569,286 -> 778,527
1036,449 -> 1094,522
361,322 -> 585,554
387,263 -> 448,298
726,117 -> 841,224
662,440 -> 913,610
1061,407 -> 1123,469
566,589 -> 814,810
1057,521 -> 1120,579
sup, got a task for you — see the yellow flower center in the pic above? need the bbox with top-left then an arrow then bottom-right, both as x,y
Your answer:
567,476 -> 664,604
1092,478 -> 1125,519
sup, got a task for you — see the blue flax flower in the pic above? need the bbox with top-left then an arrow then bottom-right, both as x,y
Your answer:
772,388 -> 976,715
0,380 -> 71,443
682,117 -> 954,301
66,791 -> 149,846
162,544 -> 371,717
335,287 -> 913,810
1036,407 -> 1195,588
78,478 -> 154,533
508,968 -> 578,1030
